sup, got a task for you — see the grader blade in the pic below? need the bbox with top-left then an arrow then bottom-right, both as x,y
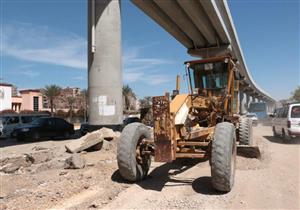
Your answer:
237,145 -> 261,159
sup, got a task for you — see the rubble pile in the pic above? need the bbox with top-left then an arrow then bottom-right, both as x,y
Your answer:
0,127 -> 123,210
1,127 -> 120,175
64,154 -> 86,169
65,127 -> 119,153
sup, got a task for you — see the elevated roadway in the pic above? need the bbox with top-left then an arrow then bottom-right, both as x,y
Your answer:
132,0 -> 275,110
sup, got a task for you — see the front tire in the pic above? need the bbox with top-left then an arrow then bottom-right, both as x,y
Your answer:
117,123 -> 152,182
211,122 -> 237,192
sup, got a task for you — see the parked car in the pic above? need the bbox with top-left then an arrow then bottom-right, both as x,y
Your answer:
14,117 -> 74,141
272,103 -> 300,139
0,113 -> 49,138
79,122 -> 89,136
246,113 -> 258,126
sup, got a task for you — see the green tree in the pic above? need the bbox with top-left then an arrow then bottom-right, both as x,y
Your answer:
291,86 -> 300,102
80,89 -> 88,121
122,85 -> 136,111
67,96 -> 76,120
139,96 -> 153,126
43,85 -> 62,116
139,96 -> 152,108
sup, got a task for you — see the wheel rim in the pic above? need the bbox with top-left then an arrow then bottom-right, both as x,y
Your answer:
135,136 -> 151,173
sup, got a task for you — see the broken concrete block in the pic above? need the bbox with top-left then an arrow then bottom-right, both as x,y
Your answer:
65,127 -> 116,153
65,131 -> 103,153
99,127 -> 115,141
88,142 -> 103,151
88,140 -> 113,151
0,154 -> 34,174
64,154 -> 85,169
101,140 -> 113,151
0,163 -> 20,173
29,150 -> 54,164
114,131 -> 121,140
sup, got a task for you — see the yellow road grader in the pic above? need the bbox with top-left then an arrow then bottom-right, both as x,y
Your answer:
117,56 -> 258,192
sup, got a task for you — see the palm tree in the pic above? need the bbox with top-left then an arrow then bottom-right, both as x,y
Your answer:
67,96 -> 76,121
139,96 -> 152,108
80,89 -> 88,121
122,85 -> 136,111
43,85 -> 62,116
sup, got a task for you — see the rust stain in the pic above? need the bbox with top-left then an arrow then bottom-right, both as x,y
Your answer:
152,96 -> 173,162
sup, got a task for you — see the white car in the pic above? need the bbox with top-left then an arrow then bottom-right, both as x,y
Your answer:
246,113 -> 258,126
272,103 -> 300,139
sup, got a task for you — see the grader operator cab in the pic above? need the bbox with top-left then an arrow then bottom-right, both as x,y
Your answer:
117,56 -> 258,192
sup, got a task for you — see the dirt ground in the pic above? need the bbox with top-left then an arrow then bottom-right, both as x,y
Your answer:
1,124 -> 299,210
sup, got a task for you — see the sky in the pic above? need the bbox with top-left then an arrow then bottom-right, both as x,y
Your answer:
0,0 -> 299,100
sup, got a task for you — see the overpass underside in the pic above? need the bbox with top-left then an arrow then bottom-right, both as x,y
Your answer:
132,0 -> 231,57
132,0 -> 274,104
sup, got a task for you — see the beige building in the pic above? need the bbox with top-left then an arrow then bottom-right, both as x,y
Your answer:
19,89 -> 43,112
0,85 -> 84,113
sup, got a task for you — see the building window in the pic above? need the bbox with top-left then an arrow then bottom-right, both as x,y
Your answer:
33,96 -> 39,112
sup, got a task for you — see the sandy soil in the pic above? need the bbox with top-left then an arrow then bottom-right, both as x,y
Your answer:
1,125 -> 299,210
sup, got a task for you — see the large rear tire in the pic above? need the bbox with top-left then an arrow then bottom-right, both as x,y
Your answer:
117,123 -> 152,182
211,122 -> 237,192
239,117 -> 253,146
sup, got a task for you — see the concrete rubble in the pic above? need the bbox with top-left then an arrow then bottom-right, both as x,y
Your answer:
0,154 -> 34,174
64,154 -> 85,169
1,127 -> 120,175
65,127 -> 118,153
0,148 -> 61,174
0,125 -> 124,210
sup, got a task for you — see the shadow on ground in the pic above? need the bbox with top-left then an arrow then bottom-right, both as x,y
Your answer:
111,158 -> 223,195
263,136 -> 300,145
192,176 -> 223,195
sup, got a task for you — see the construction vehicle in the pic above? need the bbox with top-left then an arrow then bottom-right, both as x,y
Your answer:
117,56 -> 258,192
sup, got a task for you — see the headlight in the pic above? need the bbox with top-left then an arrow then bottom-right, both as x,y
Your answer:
21,128 -> 30,132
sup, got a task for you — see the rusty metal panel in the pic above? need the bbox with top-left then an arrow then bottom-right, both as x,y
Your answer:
153,96 -> 174,162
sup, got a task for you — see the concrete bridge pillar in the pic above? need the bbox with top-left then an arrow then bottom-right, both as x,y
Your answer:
245,94 -> 250,113
239,91 -> 247,114
88,0 -> 123,128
